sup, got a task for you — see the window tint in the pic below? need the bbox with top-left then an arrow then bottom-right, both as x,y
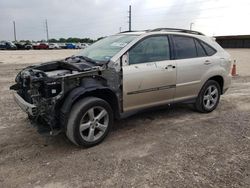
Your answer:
129,36 -> 170,64
200,41 -> 216,56
173,35 -> 197,59
195,39 -> 207,57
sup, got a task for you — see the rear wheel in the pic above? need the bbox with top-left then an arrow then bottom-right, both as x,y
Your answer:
66,97 -> 113,147
194,80 -> 221,113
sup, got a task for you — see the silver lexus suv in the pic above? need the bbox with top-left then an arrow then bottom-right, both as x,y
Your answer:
10,28 -> 231,147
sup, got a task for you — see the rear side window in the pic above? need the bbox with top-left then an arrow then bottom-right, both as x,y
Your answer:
200,41 -> 217,56
194,39 -> 207,57
129,36 -> 170,64
173,35 -> 197,59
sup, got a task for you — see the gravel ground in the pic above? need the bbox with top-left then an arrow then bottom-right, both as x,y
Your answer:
0,50 -> 249,188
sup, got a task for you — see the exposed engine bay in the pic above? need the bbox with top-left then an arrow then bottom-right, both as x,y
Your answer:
10,56 -> 121,134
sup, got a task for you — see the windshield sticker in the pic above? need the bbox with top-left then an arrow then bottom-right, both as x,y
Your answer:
104,56 -> 111,60
110,42 -> 128,47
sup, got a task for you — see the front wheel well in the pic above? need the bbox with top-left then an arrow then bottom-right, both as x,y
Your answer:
73,89 -> 120,119
208,76 -> 224,94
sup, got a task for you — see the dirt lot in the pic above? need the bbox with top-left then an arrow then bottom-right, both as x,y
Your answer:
0,49 -> 249,188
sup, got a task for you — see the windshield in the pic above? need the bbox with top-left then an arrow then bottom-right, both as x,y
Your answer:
78,34 -> 137,62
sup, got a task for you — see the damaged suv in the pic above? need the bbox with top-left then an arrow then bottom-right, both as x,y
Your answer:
10,28 -> 231,147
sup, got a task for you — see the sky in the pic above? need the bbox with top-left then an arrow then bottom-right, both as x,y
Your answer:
0,0 -> 250,41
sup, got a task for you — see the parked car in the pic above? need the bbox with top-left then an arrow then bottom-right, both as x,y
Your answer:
58,43 -> 67,49
0,41 -> 17,50
66,43 -> 76,49
48,43 -> 60,49
75,43 -> 89,49
14,42 -> 33,50
10,28 -> 231,147
25,44 -> 33,50
33,43 -> 49,49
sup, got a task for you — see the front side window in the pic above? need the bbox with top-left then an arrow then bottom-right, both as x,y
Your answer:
129,36 -> 170,65
173,35 -> 197,59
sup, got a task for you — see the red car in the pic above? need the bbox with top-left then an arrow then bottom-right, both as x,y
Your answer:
33,43 -> 49,49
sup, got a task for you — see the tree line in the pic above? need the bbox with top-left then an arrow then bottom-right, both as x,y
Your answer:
17,37 -> 105,44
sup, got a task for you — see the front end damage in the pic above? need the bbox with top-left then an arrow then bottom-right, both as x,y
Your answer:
10,57 -> 109,134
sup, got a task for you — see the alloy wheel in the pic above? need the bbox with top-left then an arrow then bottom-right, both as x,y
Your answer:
203,85 -> 219,110
79,106 -> 109,142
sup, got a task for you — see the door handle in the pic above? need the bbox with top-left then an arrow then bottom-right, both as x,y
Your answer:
204,60 -> 211,65
165,65 -> 176,69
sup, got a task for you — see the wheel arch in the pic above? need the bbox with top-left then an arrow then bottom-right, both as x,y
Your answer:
59,86 -> 120,129
207,75 -> 224,94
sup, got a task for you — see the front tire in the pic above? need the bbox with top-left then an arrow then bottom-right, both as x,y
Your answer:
66,97 -> 113,147
195,80 -> 221,113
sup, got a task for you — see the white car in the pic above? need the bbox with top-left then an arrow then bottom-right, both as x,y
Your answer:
75,43 -> 89,49
48,43 -> 60,49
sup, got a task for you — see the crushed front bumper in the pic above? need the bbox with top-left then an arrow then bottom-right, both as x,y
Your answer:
13,92 -> 37,116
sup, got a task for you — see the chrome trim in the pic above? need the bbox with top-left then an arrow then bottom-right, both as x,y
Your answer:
127,85 -> 176,95
176,80 -> 200,87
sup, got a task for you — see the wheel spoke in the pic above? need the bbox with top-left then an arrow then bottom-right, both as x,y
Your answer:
205,99 -> 210,108
79,122 -> 91,132
96,109 -> 107,120
211,97 -> 217,104
96,122 -> 107,132
87,128 -> 95,141
211,89 -> 217,96
204,95 -> 210,101
87,108 -> 95,121
208,86 -> 212,95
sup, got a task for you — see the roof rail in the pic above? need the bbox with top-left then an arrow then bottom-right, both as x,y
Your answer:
119,30 -> 136,33
150,28 -> 204,35
119,30 -> 150,34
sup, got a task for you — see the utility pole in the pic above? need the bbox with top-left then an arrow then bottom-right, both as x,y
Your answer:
190,22 -> 194,30
128,5 -> 131,31
119,27 -> 122,33
13,21 -> 17,41
45,19 -> 49,42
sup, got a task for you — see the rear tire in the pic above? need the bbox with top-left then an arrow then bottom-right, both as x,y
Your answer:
194,80 -> 221,113
66,97 -> 113,147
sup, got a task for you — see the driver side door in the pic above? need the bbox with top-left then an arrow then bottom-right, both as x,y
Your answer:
122,35 -> 176,111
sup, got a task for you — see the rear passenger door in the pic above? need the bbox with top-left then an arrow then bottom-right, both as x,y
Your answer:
171,35 -> 217,101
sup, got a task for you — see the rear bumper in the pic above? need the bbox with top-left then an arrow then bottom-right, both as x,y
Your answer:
13,93 -> 37,116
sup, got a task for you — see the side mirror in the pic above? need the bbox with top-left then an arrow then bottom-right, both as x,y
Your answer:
122,52 -> 129,66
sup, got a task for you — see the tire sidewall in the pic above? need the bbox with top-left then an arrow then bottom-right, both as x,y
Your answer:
70,98 -> 113,147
